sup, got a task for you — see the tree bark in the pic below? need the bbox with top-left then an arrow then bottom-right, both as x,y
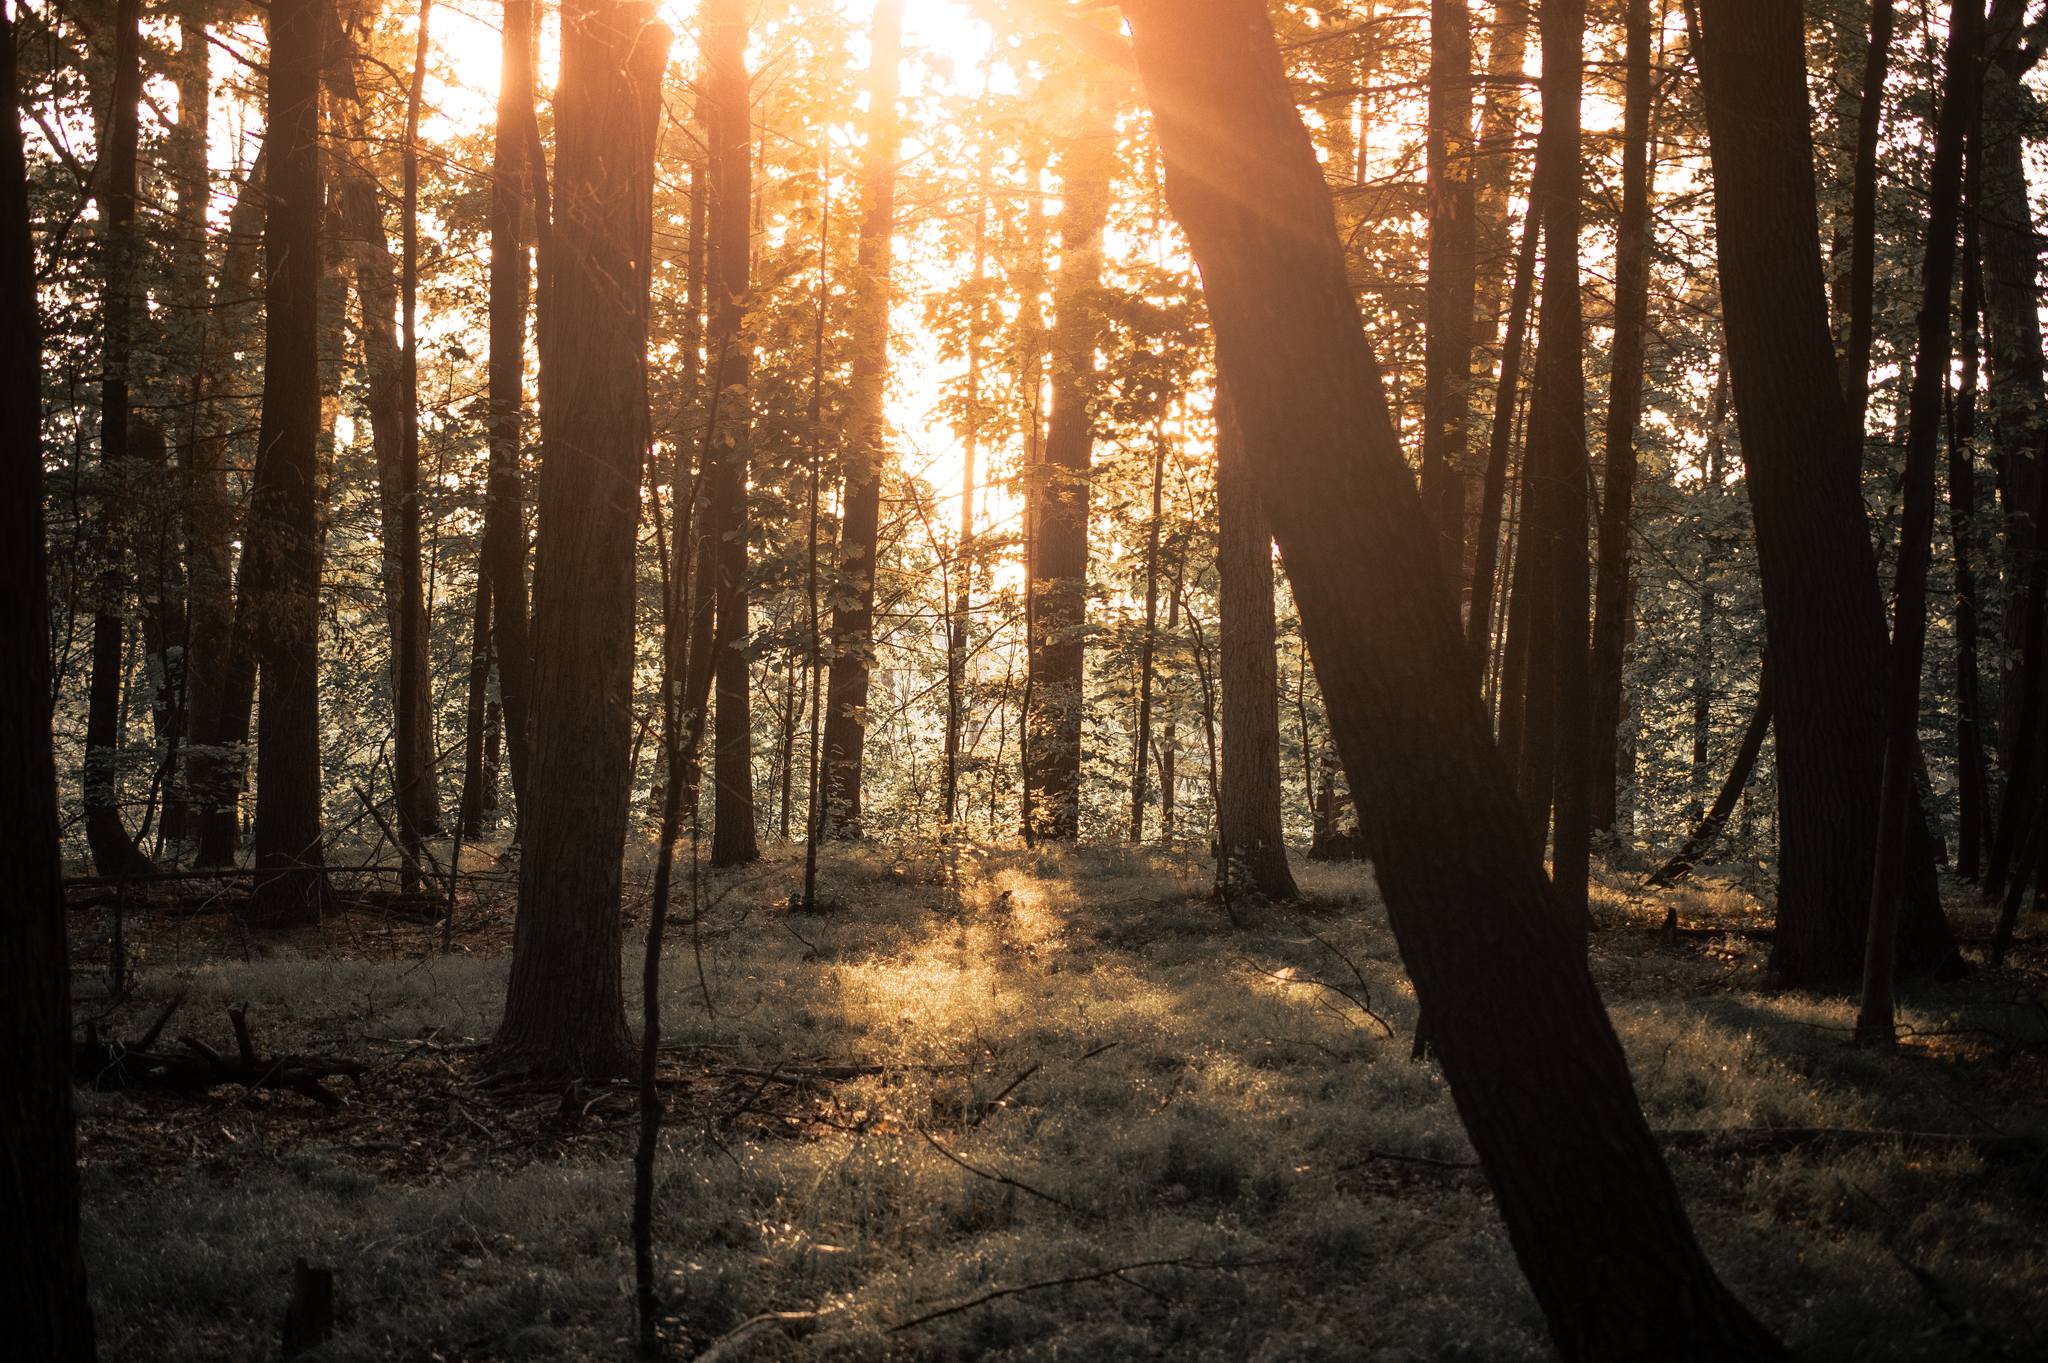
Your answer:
1130,429 -> 1165,842
1118,7 -> 1783,1356
1950,161 -> 1990,882
484,0 -> 539,830
490,1 -> 668,1079
1858,0 -> 1980,1046
1420,0 -> 1476,582
1466,200 -> 1539,685
1693,0 -> 1954,990
1023,107 -> 1114,842
1590,0 -> 1654,835
1217,388 -> 1297,900
242,0 -> 330,926
1840,0 -> 1897,438
458,570 -> 492,839
704,0 -> 758,866
819,0 -> 904,838
1,9 -> 98,1350
82,0 -> 152,877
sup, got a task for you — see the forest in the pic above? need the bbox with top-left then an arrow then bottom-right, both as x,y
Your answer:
6,0 -> 2048,1358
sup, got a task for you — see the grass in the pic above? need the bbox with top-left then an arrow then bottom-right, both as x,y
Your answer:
73,842 -> 2048,1360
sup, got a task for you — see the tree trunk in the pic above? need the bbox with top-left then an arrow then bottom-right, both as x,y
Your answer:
243,0 -> 330,926
484,0 -> 539,831
819,0 -> 904,838
1590,0 -> 1654,836
944,156 -> 988,828
490,1 -> 668,1079
1,10 -> 98,1350
704,0 -> 758,866
1950,164 -> 1990,882
82,0 -> 152,877
1524,0 -> 1591,914
458,570 -> 492,839
1693,0 -> 1954,990
1839,1 -> 1897,438
394,0 -> 436,883
1130,430 -> 1165,842
1466,200 -> 1539,686
1421,0 -> 1476,583
1217,388 -> 1298,901
1857,0 -> 1979,1046
1023,107 -> 1114,842
1120,8 -> 1783,1356
1648,677 -> 1773,888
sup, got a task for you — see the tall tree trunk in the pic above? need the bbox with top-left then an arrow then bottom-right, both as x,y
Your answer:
1522,0 -> 1591,913
1120,8 -> 1783,1355
704,0 -> 758,866
1466,200 -> 1539,684
490,1 -> 668,1078
1840,0 -> 1897,439
1590,0 -> 1654,835
944,156 -> 988,828
1421,0 -> 1476,582
819,0 -> 904,838
185,142 -> 267,867
1471,0 -> 1529,358
1693,0 -> 1954,989
484,0 -> 539,830
1130,428 -> 1166,842
82,0 -> 152,877
1023,108 -> 1114,842
1857,0 -> 1980,1046
1217,388 -> 1297,901
241,0 -> 329,926
458,571 -> 492,839
1950,166 -> 1990,882
394,0 -> 436,885
2,9 -> 97,1350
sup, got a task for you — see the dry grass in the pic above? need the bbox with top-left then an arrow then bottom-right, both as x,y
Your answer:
72,843 -> 2048,1360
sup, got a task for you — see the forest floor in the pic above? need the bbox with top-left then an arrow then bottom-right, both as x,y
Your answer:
66,841 -> 2048,1362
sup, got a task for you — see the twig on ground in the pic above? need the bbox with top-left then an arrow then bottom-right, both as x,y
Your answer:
970,1061 -> 1041,1126
889,1255 -> 1291,1332
690,1309 -> 833,1362
917,1127 -> 1099,1219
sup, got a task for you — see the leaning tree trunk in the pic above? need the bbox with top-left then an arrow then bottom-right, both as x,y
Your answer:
1590,0 -> 1654,835
1419,0 -> 1475,584
1119,7 -> 1784,1357
81,0 -> 152,877
1023,106 -> 1114,842
1839,0 -> 1897,438
1693,0 -> 1954,990
703,0 -> 758,866
1857,0 -> 1980,1046
1,9 -> 97,1351
489,2 -> 668,1080
483,0 -> 539,829
242,0 -> 329,927
819,0 -> 904,838
1216,388 -> 1297,901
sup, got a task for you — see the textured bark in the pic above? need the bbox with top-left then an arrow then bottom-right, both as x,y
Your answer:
1119,8 -> 1783,1356
1857,0 -> 1979,1045
490,2 -> 668,1079
243,0 -> 329,926
1420,0 -> 1475,582
1216,389 -> 1297,901
1694,0 -> 1953,990
1023,111 -> 1113,842
1590,0 -> 1654,835
484,0 -> 538,828
704,0 -> 758,865
819,0 -> 904,837
1,10 -> 97,1350
82,0 -> 152,877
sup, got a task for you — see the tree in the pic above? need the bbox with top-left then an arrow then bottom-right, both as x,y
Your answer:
1692,0 -> 1954,989
393,0 -> 437,878
1119,6 -> 1782,1355
490,1 -> 669,1079
1590,0 -> 1654,835
1216,388 -> 1297,900
704,0 -> 758,866
1023,98 -> 1113,842
2,6 -> 97,1351
240,0 -> 330,925
820,0 -> 904,837
483,0 -> 541,826
1419,0 -> 1474,582
80,0 -> 152,878
1858,0 -> 1981,1046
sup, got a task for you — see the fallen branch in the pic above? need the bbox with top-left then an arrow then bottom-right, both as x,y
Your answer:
1656,1126 -> 2047,1161
890,1255 -> 1290,1332
917,1127 -> 1098,1220
690,1309 -> 833,1362
75,1004 -> 366,1107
